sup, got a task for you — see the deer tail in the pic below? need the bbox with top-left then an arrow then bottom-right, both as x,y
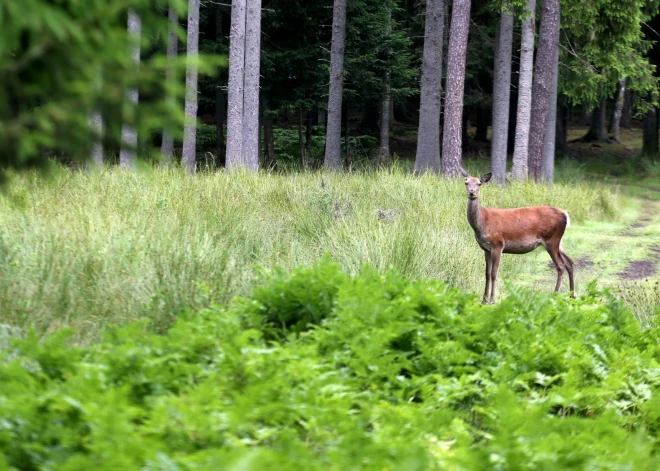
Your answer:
561,210 -> 570,229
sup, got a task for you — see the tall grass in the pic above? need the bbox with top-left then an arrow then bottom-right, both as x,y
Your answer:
0,166 -> 619,341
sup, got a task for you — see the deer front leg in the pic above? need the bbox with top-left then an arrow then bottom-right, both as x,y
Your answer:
483,250 -> 492,304
489,247 -> 503,304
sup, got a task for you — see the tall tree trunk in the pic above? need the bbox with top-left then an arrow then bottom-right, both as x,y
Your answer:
491,5 -> 513,185
511,0 -> 536,180
344,104 -> 352,169
161,4 -> 178,165
581,99 -> 608,142
263,96 -> 275,168
88,110 -> 104,167
414,0 -> 445,173
541,37 -> 559,182
182,0 -> 200,175
119,10 -> 141,168
215,6 -> 226,167
621,87 -> 633,129
642,106 -> 659,157
324,0 -> 348,170
299,107 -> 305,167
226,0 -> 247,167
556,104 -> 568,154
527,0 -> 560,181
378,5 -> 392,164
306,111 -> 313,164
241,0 -> 262,170
609,78 -> 626,142
441,0 -> 471,176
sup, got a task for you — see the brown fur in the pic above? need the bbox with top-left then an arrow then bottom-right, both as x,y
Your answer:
460,170 -> 576,304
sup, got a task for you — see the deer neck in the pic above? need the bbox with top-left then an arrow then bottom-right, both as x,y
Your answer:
467,196 -> 484,233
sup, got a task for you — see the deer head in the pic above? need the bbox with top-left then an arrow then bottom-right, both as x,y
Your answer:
459,168 -> 491,200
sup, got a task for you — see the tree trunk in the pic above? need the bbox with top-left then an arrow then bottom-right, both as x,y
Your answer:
89,110 -> 104,167
441,0 -> 471,176
215,6 -> 226,167
344,104 -> 352,169
527,0 -> 560,181
642,107 -> 658,157
541,37 -> 559,182
240,0 -> 262,170
511,0 -> 536,180
182,0 -> 200,175
491,6 -> 513,184
324,0 -> 348,170
621,87 -> 632,129
263,96 -> 275,168
226,0 -> 247,167
609,78 -> 626,142
556,104 -> 568,154
580,99 -> 608,142
161,4 -> 178,165
414,0 -> 445,173
299,107 -> 305,167
119,10 -> 141,168
378,5 -> 392,164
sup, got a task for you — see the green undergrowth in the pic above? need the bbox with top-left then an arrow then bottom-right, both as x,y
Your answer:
0,166 -> 620,341
2,259 -> 660,470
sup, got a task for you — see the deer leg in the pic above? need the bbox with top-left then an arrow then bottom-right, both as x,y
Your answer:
483,250 -> 492,304
546,244 -> 565,292
489,248 -> 503,304
560,249 -> 576,298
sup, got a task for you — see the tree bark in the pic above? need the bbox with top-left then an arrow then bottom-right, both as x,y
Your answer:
541,36 -> 559,182
642,107 -> 658,157
344,104 -> 352,169
324,0 -> 348,170
491,6 -> 513,185
89,110 -> 104,167
580,99 -> 608,142
119,10 -> 141,168
161,4 -> 178,165
609,78 -> 626,142
215,6 -> 226,167
263,96 -> 275,168
414,0 -> 445,173
511,0 -> 536,180
225,0 -> 247,168
182,0 -> 200,175
441,0 -> 471,176
378,5 -> 392,164
299,107 -> 305,167
621,87 -> 633,129
527,0 -> 560,181
241,0 -> 261,170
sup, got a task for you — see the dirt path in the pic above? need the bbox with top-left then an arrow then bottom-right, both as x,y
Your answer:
616,196 -> 660,281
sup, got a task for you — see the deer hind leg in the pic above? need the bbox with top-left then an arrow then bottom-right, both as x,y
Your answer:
546,242 -> 566,293
483,250 -> 492,304
489,247 -> 503,304
560,249 -> 576,298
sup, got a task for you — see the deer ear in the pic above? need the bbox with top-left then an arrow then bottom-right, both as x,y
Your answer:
459,167 -> 469,178
480,173 -> 492,184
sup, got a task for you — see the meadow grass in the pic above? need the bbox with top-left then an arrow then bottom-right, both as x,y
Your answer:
0,165 -> 623,342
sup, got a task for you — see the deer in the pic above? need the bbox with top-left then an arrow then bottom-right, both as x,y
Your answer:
459,168 -> 576,304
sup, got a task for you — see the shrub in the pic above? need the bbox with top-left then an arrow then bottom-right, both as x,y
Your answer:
2,259 -> 660,469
